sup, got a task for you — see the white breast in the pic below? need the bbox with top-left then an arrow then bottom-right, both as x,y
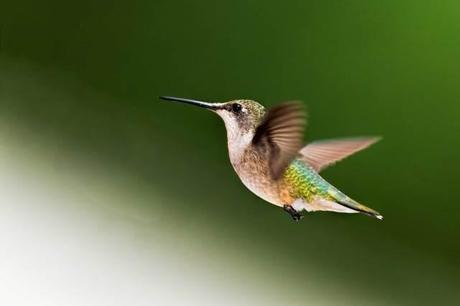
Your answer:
216,110 -> 284,206
229,146 -> 283,207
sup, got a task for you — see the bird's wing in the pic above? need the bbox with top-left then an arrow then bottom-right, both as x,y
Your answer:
253,101 -> 306,180
299,137 -> 381,172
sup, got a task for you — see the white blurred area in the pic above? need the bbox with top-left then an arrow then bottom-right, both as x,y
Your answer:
0,120 -> 283,306
0,125 -> 226,304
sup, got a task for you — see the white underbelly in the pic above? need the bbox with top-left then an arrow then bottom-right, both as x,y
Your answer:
228,143 -> 284,207
236,169 -> 283,207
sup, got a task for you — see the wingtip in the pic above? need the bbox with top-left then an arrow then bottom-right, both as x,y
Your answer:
357,136 -> 382,146
376,214 -> 384,220
354,136 -> 382,145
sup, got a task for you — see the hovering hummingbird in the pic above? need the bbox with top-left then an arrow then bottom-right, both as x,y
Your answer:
160,96 -> 383,221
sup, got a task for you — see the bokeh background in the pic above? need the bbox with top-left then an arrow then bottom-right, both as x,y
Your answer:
1,1 -> 460,305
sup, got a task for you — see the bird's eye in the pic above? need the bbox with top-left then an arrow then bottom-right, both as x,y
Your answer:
232,103 -> 242,113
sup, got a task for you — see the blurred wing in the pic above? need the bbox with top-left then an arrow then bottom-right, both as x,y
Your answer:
253,101 -> 306,179
300,137 -> 381,172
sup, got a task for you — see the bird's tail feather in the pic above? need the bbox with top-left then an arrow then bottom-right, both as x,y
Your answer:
336,199 -> 383,220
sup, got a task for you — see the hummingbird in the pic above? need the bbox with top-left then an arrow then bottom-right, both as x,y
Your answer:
160,96 -> 383,221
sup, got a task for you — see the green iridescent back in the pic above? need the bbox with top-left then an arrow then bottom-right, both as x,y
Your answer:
284,159 -> 342,202
284,158 -> 380,217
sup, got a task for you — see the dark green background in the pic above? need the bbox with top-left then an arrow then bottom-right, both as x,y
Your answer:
2,0 -> 460,304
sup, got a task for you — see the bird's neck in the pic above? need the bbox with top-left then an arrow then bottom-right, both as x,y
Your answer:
226,130 -> 255,166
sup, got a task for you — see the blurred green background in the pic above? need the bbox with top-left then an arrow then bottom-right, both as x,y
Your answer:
1,0 -> 460,305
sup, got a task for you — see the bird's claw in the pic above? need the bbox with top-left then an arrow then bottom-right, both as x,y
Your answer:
283,205 -> 303,222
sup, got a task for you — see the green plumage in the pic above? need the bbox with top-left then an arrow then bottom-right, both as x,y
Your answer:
284,159 -> 381,217
284,159 -> 333,201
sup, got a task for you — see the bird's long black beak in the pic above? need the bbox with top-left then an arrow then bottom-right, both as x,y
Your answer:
160,96 -> 221,110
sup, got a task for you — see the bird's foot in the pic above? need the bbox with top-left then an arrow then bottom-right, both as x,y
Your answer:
283,205 -> 303,222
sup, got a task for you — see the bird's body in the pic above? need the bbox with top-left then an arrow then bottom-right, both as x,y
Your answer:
230,141 -> 380,218
161,96 -> 383,221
